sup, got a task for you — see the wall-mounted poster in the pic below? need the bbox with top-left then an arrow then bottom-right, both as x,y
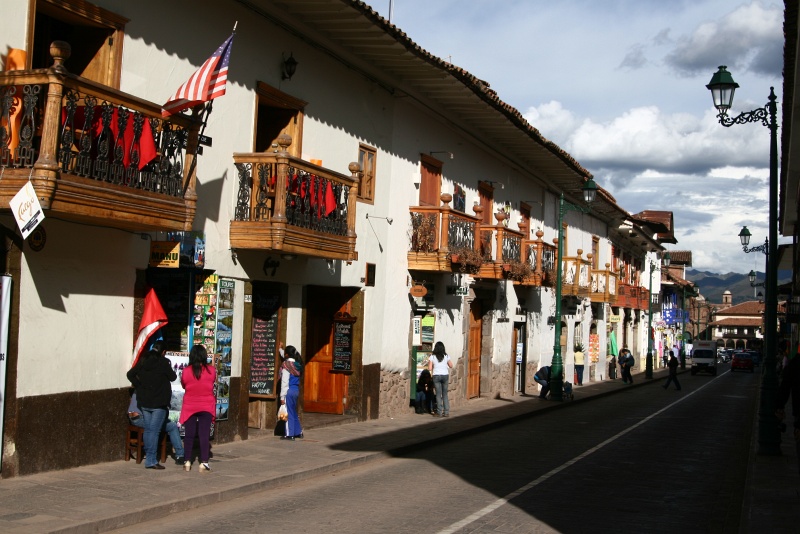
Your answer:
214,279 -> 234,421
421,315 -> 435,344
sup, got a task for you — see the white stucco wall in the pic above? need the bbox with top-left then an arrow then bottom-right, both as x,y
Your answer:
14,219 -> 150,397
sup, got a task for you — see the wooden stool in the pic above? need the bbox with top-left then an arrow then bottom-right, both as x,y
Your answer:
125,424 -> 168,464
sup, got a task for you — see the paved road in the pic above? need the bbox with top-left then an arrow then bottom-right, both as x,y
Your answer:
112,369 -> 758,533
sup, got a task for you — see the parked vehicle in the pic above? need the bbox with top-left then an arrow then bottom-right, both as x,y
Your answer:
690,340 -> 718,375
731,352 -> 755,372
747,351 -> 761,366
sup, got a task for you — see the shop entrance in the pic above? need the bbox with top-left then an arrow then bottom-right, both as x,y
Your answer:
304,286 -> 357,414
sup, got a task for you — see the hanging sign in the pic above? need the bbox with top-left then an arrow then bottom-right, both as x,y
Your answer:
10,182 -> 44,239
609,314 -> 622,323
410,284 -> 427,298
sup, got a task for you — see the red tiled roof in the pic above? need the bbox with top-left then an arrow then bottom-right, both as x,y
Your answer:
718,301 -> 765,316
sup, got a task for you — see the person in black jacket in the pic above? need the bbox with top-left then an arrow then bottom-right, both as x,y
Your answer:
127,340 -> 176,470
534,366 -> 551,399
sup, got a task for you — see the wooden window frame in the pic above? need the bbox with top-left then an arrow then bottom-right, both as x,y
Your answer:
29,0 -> 128,88
254,82 -> 306,156
357,143 -> 376,204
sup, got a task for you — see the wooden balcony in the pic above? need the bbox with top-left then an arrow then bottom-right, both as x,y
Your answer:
231,134 -> 359,261
0,42 -> 200,233
589,264 -> 618,304
408,195 -> 546,282
561,250 -> 592,297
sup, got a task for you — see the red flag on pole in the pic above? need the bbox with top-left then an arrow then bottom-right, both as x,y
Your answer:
131,288 -> 168,368
162,32 -> 235,117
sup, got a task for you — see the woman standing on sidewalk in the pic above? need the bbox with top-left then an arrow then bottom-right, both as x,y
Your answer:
428,341 -> 453,417
279,344 -> 304,440
180,344 -> 216,473
126,340 -> 176,470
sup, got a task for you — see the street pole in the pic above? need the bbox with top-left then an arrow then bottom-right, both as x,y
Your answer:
645,262 -> 655,379
707,67 -> 780,455
551,194 -> 566,401
550,181 -> 596,401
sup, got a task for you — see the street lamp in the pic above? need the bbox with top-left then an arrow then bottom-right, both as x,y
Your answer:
645,252 -> 670,378
550,178 -> 598,401
748,270 -> 766,288
708,66 -> 780,456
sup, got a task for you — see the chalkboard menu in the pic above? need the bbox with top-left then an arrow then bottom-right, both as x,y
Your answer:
332,312 -> 357,371
249,292 -> 281,397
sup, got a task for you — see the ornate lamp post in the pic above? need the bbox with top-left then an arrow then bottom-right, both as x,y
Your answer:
708,66 -> 780,456
550,178 -> 598,401
645,252 -> 670,378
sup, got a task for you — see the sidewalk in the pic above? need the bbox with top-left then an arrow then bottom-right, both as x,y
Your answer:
0,367 -> 795,533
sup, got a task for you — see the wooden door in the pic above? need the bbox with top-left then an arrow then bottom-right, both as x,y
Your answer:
468,299 -> 482,398
304,287 -> 350,413
419,154 -> 442,206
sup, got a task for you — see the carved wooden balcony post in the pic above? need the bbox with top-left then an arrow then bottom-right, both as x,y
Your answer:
472,204 -> 483,253
534,229 -> 544,275
269,133 -> 292,250
32,41 -> 71,209
439,193 -> 452,254
272,133 -> 291,223
494,211 -> 506,262
347,161 -> 361,240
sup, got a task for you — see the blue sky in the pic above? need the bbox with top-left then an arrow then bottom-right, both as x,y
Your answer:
371,0 -> 784,275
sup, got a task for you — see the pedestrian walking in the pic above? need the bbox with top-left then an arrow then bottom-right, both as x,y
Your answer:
428,341 -> 453,417
126,340 -> 176,470
619,348 -> 634,384
180,344 -> 216,473
662,351 -> 681,391
279,344 -> 304,439
534,365 -> 551,399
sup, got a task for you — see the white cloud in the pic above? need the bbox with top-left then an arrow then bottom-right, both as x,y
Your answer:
377,0 -> 784,274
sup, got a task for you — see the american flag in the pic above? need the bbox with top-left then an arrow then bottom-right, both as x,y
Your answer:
162,33 -> 235,117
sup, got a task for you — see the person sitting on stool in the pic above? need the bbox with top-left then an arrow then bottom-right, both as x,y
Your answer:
128,391 -> 185,465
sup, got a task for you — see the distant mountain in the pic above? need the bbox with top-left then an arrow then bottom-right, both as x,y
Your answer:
685,269 -> 792,306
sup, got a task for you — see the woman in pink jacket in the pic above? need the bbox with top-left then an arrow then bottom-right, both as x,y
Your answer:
180,345 -> 216,473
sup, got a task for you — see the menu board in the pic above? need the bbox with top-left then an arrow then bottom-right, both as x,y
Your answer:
332,312 -> 357,371
249,291 -> 280,397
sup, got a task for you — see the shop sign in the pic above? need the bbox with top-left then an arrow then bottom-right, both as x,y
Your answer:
150,231 -> 205,268
10,181 -> 44,239
446,285 -> 468,296
610,314 -> 622,323
410,284 -> 427,297
149,241 -> 180,268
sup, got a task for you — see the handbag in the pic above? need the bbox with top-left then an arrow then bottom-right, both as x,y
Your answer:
274,404 -> 289,436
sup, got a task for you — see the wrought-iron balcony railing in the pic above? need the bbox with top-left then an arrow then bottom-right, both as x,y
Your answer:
231,134 -> 359,261
0,41 -> 200,232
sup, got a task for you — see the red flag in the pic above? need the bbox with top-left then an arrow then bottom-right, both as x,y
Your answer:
324,181 -> 336,216
162,33 -> 235,117
131,288 -> 168,367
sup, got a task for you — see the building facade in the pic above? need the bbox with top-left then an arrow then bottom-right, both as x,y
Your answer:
0,0 -> 674,477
